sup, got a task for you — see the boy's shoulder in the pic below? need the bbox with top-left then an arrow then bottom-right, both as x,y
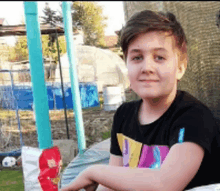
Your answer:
176,90 -> 211,112
174,90 -> 216,123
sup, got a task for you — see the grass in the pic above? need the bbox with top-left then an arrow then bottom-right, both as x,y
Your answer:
0,163 -> 70,191
0,95 -> 104,119
0,109 -> 16,119
102,130 -> 111,140
0,94 -> 107,190
0,126 -> 109,191
0,168 -> 24,191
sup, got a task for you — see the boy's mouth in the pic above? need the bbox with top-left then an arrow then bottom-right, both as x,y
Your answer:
139,79 -> 159,82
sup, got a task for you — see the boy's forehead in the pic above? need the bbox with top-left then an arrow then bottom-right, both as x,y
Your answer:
128,31 -> 177,53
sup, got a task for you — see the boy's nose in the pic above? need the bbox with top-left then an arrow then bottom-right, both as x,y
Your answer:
141,59 -> 155,74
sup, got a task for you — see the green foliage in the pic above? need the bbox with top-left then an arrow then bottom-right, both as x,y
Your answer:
102,130 -> 111,140
8,35 -> 66,63
99,95 -> 104,105
8,2 -> 107,62
8,36 -> 29,62
41,2 -> 107,47
72,2 -> 107,47
41,35 -> 67,63
40,3 -> 66,63
41,2 -> 63,26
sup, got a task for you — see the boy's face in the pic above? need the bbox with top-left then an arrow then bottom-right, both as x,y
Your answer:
126,31 -> 186,100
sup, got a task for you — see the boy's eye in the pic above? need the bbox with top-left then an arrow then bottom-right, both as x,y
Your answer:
155,55 -> 165,61
132,55 -> 143,61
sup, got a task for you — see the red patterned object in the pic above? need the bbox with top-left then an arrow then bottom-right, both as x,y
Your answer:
38,146 -> 62,191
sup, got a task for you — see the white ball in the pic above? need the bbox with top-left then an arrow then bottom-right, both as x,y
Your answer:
2,156 -> 16,167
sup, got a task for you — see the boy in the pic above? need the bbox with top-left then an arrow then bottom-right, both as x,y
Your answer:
62,10 -> 220,191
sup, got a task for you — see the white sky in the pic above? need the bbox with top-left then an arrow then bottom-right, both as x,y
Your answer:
0,1 -> 125,46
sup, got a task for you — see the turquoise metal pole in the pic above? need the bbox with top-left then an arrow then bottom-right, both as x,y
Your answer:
24,2 -> 52,149
62,2 -> 86,154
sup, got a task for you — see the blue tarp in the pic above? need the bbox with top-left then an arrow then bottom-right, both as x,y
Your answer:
0,149 -> 21,157
60,138 -> 110,189
61,149 -> 110,189
0,82 -> 99,110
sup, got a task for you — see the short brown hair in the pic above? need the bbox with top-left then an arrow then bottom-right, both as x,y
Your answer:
120,10 -> 187,64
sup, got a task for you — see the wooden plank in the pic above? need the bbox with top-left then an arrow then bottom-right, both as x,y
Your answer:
0,24 -> 64,37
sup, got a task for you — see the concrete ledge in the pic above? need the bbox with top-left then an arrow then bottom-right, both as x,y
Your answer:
53,139 -> 78,165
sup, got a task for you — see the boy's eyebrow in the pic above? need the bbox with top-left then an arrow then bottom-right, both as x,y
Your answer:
129,47 -> 168,54
153,48 -> 168,53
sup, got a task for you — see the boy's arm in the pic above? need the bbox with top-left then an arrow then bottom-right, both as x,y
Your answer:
92,142 -> 204,191
62,142 -> 204,191
91,142 -> 204,191
96,154 -> 123,191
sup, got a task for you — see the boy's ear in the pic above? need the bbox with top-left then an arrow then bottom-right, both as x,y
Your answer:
177,58 -> 187,80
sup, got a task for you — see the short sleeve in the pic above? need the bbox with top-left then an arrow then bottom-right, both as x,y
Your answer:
169,105 -> 217,154
110,103 -> 126,156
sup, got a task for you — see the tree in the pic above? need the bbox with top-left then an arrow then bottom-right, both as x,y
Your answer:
8,36 -> 29,62
71,2 -> 107,47
40,2 -> 107,47
8,34 -> 66,63
41,2 -> 63,46
40,2 -> 66,65
41,2 -> 63,26
8,18 -> 29,62
41,34 -> 66,63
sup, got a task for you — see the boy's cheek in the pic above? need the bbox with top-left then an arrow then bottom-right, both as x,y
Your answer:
127,70 -> 134,79
126,63 -> 132,71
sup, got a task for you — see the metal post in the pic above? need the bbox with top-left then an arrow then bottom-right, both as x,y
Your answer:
9,70 -> 24,147
24,2 -> 52,149
55,29 -> 70,139
62,2 -> 86,154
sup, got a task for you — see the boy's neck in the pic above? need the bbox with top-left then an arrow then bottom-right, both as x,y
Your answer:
139,89 -> 177,125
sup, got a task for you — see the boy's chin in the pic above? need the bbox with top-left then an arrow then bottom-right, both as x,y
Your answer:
137,91 -> 162,99
137,91 -> 172,100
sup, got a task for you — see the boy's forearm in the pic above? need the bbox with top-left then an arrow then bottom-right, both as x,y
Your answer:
88,165 -> 161,191
96,184 -> 115,191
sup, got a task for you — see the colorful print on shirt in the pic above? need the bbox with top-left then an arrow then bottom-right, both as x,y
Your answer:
117,128 -> 185,169
117,134 -> 169,169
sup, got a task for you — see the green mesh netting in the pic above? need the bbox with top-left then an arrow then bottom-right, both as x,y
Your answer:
123,1 -> 220,124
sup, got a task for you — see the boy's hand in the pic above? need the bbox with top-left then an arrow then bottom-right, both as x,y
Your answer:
61,166 -> 98,191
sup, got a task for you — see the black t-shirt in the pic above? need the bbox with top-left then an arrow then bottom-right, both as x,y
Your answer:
110,90 -> 220,190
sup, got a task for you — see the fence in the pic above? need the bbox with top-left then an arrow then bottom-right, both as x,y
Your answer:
0,32 -> 129,154
0,68 -> 100,153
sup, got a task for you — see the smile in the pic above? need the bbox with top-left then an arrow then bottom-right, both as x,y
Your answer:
139,80 -> 159,83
